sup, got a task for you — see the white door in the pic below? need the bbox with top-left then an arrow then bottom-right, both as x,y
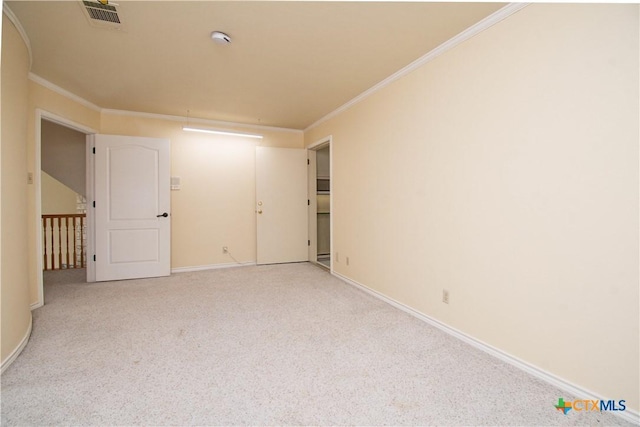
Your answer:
307,149 -> 318,263
94,134 -> 171,281
256,147 -> 308,265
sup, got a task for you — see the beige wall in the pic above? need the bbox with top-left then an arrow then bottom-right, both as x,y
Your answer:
26,81 -> 100,305
41,171 -> 77,214
306,3 -> 639,411
41,120 -> 86,196
6,1 -> 637,412
100,113 -> 303,269
25,85 -> 302,302
316,145 -> 330,178
1,13 -> 32,364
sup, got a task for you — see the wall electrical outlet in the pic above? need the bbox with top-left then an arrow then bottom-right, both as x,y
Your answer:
442,289 -> 450,304
346,256 -> 350,266
27,172 -> 34,185
222,246 -> 228,254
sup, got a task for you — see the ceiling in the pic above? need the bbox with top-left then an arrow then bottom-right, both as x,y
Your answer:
6,1 -> 503,130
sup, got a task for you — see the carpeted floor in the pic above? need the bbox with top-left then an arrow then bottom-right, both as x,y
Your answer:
1,263 -> 634,426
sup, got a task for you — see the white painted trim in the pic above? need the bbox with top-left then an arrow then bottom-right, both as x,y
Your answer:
38,110 -> 98,135
307,135 -> 332,151
328,140 -> 333,274
3,4 -> 33,69
28,73 -> 102,112
35,110 -> 98,304
0,314 -> 32,374
102,109 -> 303,135
33,113 -> 44,309
332,271 -> 640,425
86,135 -> 96,283
171,262 -> 256,273
307,149 -> 318,265
30,71 -> 297,136
304,2 -> 530,132
26,74 -> 303,134
306,135 -> 333,273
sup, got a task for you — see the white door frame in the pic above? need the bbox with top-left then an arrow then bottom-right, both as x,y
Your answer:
307,135 -> 332,272
34,109 -> 97,309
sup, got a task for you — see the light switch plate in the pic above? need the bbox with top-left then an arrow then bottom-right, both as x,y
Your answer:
171,176 -> 181,190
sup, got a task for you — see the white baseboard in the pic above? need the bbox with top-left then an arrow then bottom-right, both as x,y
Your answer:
172,261 -> 256,273
332,271 -> 640,425
1,314 -> 33,374
30,301 -> 43,310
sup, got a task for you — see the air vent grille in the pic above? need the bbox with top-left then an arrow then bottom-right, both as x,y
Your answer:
83,1 -> 120,24
80,0 -> 126,30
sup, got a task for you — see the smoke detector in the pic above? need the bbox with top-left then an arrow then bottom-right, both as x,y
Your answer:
211,31 -> 231,45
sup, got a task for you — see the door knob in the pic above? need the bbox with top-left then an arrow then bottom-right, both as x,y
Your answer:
257,210 -> 263,214
156,212 -> 169,218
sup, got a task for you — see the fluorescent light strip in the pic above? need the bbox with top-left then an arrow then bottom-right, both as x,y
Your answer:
182,126 -> 263,139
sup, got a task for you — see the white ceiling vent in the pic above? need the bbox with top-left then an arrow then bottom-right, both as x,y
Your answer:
80,1 -> 126,30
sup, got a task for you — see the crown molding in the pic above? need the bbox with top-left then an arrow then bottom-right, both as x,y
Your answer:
3,4 -> 33,69
304,2 -> 530,133
28,72 -> 302,133
28,73 -> 102,112
101,109 -> 303,134
17,3 -> 529,136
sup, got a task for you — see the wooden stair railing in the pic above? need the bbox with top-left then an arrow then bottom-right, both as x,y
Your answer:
42,214 -> 86,270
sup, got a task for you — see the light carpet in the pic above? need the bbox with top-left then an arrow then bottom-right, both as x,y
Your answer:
1,263 -> 634,426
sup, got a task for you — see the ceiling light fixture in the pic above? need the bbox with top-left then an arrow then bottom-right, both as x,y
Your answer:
211,31 -> 231,45
182,126 -> 263,139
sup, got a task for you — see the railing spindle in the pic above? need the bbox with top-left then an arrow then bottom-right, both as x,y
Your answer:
57,218 -> 62,270
65,217 -> 70,269
49,217 -> 55,270
43,217 -> 48,270
71,217 -> 77,268
80,215 -> 85,269
42,214 -> 86,271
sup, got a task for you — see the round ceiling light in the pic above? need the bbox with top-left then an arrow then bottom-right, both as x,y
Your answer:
211,31 -> 231,45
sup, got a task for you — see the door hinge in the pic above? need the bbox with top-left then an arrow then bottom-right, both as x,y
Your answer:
307,199 -> 310,206
308,240 -> 311,246
93,255 -> 96,262
92,147 -> 95,154
307,159 -> 310,165
93,201 -> 96,208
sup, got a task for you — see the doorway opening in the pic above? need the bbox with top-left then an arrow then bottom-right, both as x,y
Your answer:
307,137 -> 332,271
35,110 -> 96,308
315,145 -> 330,268
41,119 -> 87,272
